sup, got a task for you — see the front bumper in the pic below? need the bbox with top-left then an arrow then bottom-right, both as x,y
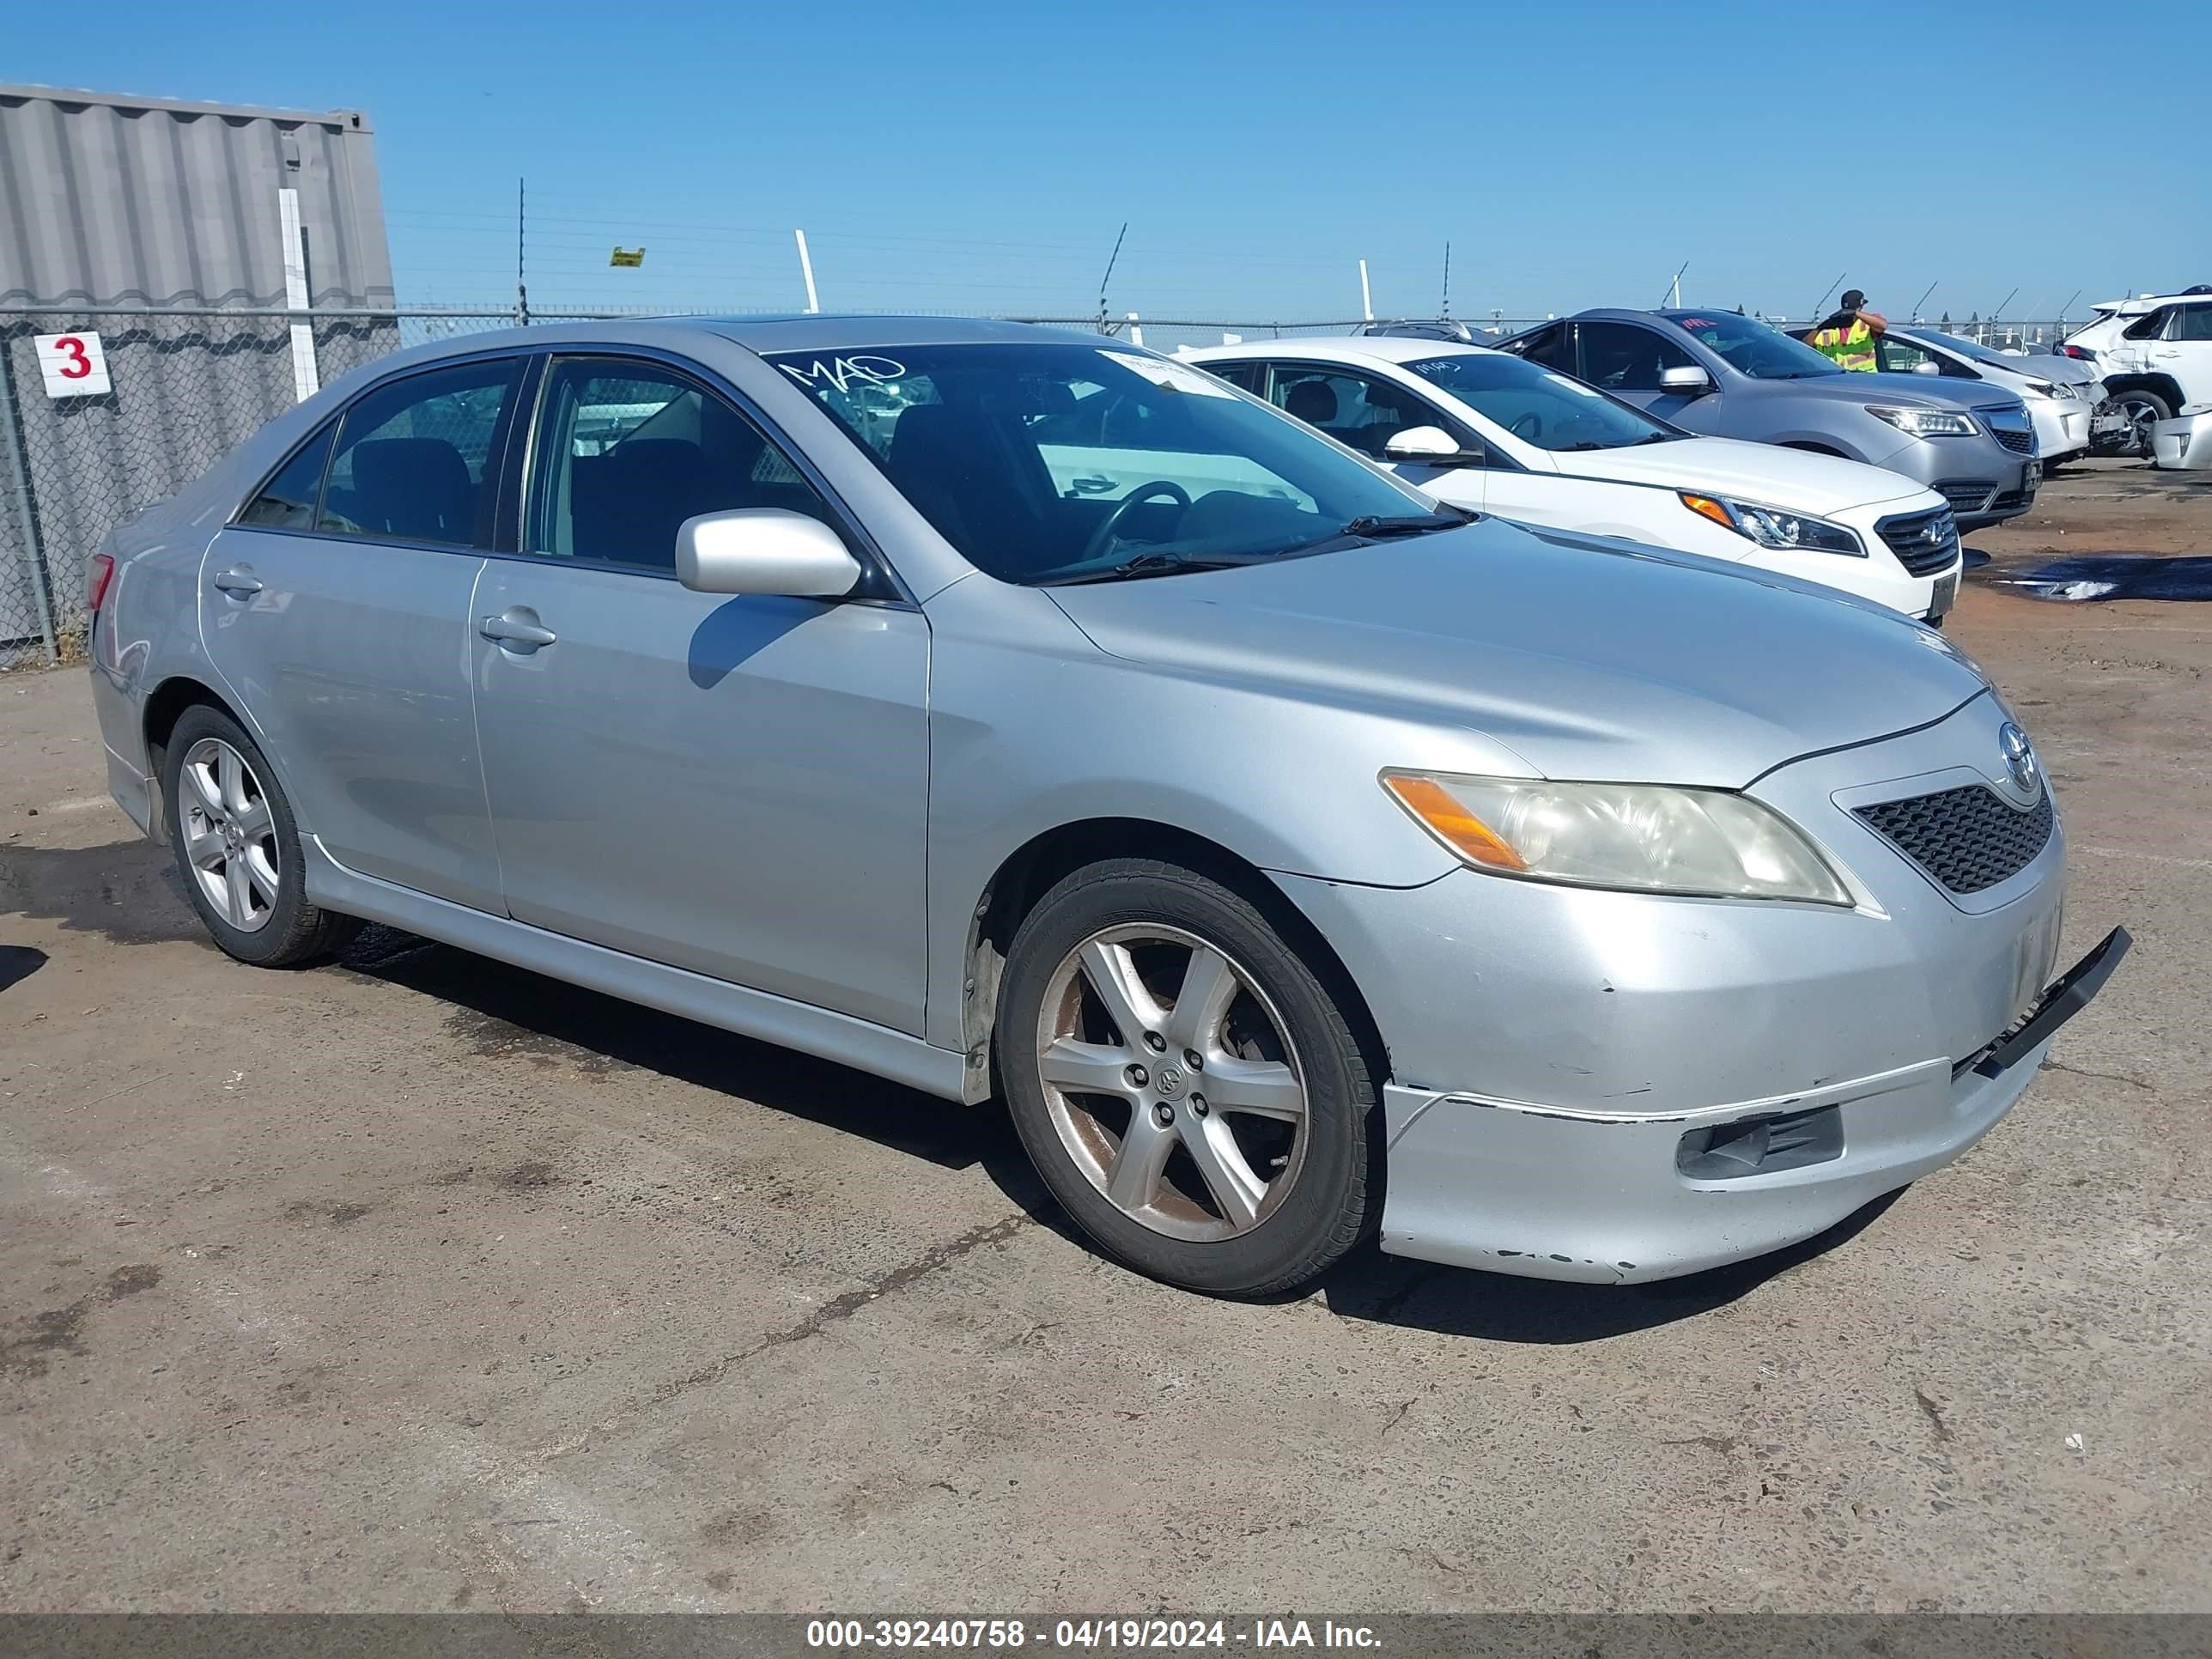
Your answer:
1372,927 -> 2124,1283
1274,693 -> 2124,1284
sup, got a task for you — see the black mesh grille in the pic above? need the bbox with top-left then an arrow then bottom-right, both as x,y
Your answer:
1875,507 -> 1961,575
1979,406 -> 2037,456
1935,479 -> 1995,515
1855,785 -> 2054,895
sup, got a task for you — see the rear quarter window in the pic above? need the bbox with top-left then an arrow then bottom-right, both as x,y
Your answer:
237,421 -> 338,530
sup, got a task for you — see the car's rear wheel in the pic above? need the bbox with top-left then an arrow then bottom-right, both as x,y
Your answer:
998,858 -> 1373,1297
161,705 -> 359,967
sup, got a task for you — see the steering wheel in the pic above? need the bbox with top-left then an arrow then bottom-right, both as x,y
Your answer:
1510,410 -> 1543,441
1079,481 -> 1193,564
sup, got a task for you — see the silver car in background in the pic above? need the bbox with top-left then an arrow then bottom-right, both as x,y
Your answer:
85,317 -> 2126,1297
1499,308 -> 2044,530
1790,321 -> 2114,468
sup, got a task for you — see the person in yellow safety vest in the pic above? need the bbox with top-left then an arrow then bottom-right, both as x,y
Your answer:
1808,289 -> 1888,371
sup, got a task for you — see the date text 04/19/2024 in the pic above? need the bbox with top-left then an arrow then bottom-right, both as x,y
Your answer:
805,1620 -> 1383,1650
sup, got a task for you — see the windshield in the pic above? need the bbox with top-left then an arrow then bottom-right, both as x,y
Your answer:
769,342 -> 1443,584
1402,351 -> 1680,451
1672,312 -> 1843,380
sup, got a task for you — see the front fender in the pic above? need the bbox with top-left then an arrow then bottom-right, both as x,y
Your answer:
919,582 -> 1490,1052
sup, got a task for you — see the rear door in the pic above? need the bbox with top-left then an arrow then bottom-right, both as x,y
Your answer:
1574,319 -> 1718,431
200,355 -> 521,911
469,353 -> 931,1033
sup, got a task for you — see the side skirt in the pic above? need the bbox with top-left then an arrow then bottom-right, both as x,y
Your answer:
302,837 -> 969,1103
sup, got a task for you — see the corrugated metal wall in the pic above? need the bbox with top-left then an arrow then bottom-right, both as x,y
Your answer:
0,85 -> 398,661
0,83 -> 393,307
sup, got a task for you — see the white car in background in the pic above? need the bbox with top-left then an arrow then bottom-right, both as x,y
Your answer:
2057,289 -> 2212,455
1184,337 -> 1965,623
1856,325 -> 2112,469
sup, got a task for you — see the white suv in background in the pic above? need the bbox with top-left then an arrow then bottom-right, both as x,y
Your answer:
2059,289 -> 2212,454
1185,336 -> 1965,623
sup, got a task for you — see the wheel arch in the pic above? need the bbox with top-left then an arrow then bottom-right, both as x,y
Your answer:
1778,440 -> 1850,458
143,675 -> 246,789
2101,372 -> 2184,411
959,817 -> 1390,1105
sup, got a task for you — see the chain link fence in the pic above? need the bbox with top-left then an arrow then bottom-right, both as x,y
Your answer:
0,303 -> 2084,672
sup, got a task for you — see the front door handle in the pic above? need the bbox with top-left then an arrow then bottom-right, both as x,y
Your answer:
211,568 -> 263,596
479,610 -> 557,651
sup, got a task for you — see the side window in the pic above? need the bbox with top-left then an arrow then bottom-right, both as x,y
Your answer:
318,358 -> 521,546
1510,325 -> 1572,374
2122,307 -> 2172,341
2178,305 -> 2212,342
1265,366 -> 1454,459
1877,337 -> 1951,375
1201,361 -> 1262,392
238,420 -> 337,530
525,358 -> 835,573
1574,322 -> 1694,391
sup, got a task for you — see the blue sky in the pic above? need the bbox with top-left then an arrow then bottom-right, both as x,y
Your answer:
41,0 -> 2212,323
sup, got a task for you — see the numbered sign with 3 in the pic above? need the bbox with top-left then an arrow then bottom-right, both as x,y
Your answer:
34,331 -> 113,398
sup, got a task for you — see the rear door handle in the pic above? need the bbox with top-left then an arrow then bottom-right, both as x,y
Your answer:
211,568 -> 263,596
479,610 -> 557,651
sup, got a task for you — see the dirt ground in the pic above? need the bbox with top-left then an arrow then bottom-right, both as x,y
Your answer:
2,460 -> 2207,1614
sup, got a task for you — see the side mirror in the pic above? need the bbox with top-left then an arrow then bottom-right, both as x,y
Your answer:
1912,360 -> 1943,376
1384,424 -> 1483,465
676,507 -> 863,598
1658,364 -> 1713,393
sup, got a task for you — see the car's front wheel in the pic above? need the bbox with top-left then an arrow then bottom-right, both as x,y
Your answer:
2111,389 -> 2172,457
161,704 -> 359,967
998,858 -> 1375,1297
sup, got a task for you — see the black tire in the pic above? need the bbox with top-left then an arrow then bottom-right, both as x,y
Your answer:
2112,390 -> 2172,457
161,704 -> 360,968
997,858 -> 1374,1297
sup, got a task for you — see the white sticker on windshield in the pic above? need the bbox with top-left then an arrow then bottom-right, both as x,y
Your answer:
1100,349 -> 1235,398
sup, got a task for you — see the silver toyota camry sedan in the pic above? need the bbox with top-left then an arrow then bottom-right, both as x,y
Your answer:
85,316 -> 2127,1297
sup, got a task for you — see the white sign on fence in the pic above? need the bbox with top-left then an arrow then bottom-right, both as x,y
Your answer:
33,331 -> 113,398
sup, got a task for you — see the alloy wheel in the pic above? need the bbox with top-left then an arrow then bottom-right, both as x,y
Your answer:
178,736 -> 280,933
1034,924 -> 1309,1242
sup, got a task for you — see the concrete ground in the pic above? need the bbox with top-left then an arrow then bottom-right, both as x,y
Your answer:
2,460 -> 2206,1613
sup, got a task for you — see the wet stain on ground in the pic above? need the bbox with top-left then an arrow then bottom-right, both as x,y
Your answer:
0,838 -> 201,945
0,1263 -> 164,1378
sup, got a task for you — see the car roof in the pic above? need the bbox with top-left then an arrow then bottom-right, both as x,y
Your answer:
1185,334 -> 1494,368
332,313 -> 1117,375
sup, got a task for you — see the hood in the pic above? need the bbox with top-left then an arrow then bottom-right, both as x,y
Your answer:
1779,371 -> 2019,414
1045,520 -> 1988,789
1553,435 -> 1931,516
2020,356 -> 2103,390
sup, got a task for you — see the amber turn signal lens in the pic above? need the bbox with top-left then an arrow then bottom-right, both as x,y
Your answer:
1382,775 -> 1528,871
1680,493 -> 1735,530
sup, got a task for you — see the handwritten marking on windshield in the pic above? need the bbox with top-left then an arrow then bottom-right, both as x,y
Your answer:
777,355 -> 908,394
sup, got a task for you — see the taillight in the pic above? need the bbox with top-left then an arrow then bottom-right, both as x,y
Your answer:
87,553 -> 115,612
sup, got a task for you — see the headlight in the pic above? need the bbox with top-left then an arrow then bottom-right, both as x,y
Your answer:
1679,493 -> 1863,556
1865,404 -> 1980,439
1382,772 -> 1853,905
2026,381 -> 2063,400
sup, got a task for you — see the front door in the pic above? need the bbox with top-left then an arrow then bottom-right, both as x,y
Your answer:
470,356 -> 931,1034
200,355 -> 523,911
